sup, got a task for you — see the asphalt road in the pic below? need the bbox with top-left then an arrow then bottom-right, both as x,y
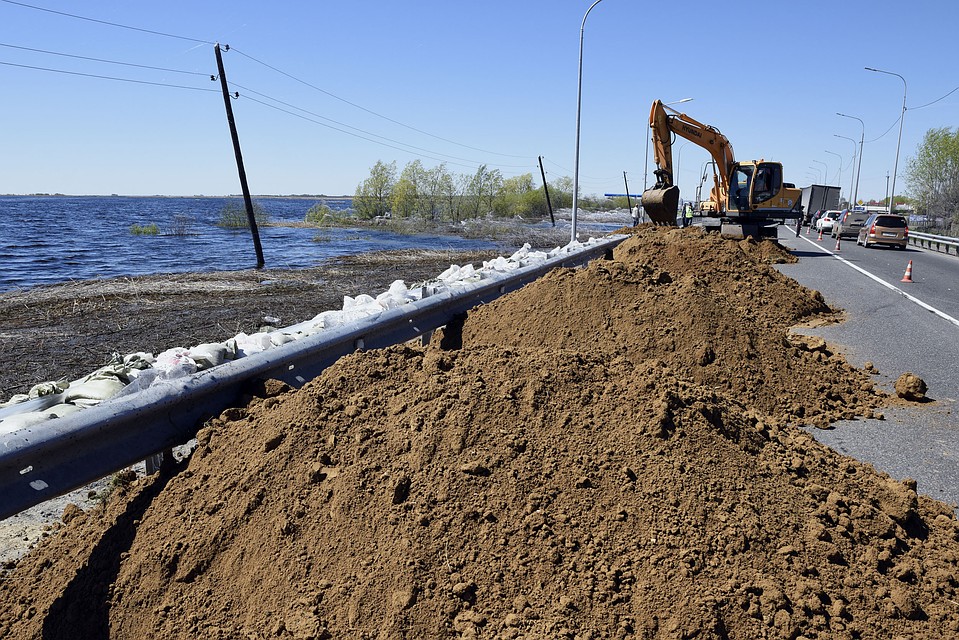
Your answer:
773,225 -> 959,508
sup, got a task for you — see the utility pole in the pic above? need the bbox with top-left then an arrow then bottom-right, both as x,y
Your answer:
538,156 -> 555,227
214,43 -> 265,268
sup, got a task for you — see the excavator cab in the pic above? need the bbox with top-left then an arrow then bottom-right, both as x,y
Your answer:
727,161 -> 793,215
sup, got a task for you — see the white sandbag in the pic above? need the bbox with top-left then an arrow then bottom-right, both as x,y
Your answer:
343,294 -> 377,311
374,280 -> 416,310
27,381 -> 68,400
190,342 -> 236,370
233,332 -> 273,357
63,377 -> 128,406
0,410 -> 54,435
0,393 -> 31,408
270,332 -> 296,347
154,347 -> 198,376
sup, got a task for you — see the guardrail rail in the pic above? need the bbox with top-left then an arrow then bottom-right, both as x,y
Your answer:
910,231 -> 959,256
0,235 -> 627,520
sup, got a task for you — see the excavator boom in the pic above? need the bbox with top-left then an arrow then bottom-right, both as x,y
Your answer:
643,100 -> 734,225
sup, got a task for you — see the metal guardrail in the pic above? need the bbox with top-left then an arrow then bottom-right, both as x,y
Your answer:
910,231 -> 959,256
0,235 -> 627,520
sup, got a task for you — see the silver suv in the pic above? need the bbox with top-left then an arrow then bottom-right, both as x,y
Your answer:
832,209 -> 871,239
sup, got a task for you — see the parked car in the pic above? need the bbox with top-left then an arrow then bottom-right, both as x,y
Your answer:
857,213 -> 909,248
815,210 -> 841,232
832,208 -> 871,239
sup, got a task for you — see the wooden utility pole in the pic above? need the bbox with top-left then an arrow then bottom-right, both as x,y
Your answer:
538,156 -> 555,227
214,43 -> 265,268
623,171 -> 633,213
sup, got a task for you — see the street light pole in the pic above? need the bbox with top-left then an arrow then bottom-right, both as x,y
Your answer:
825,150 -> 843,203
866,67 -> 907,214
696,159 -> 714,206
571,0 -> 604,244
813,159 -> 828,186
675,141 -> 692,193
837,112 -> 865,207
834,134 -> 858,208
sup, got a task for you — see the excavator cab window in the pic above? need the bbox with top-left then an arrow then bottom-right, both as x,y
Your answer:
728,165 -> 752,212
751,163 -> 782,204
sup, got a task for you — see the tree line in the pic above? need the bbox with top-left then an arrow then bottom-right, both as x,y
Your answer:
352,160 -> 626,222
906,127 -> 959,234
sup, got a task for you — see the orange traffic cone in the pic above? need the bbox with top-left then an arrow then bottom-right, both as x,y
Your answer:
834,236 -> 841,251
817,228 -> 823,241
806,224 -> 810,236
901,260 -> 914,283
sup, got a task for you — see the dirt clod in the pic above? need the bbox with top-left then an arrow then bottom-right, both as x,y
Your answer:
895,372 -> 928,401
1,227 -> 956,639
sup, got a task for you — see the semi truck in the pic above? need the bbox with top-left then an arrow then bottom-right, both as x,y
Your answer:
800,185 -> 841,224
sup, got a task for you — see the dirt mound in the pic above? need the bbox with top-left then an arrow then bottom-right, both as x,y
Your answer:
460,227 -> 882,428
3,227 -> 958,639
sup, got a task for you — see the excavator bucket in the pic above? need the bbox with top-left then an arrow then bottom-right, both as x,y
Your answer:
641,185 -> 680,226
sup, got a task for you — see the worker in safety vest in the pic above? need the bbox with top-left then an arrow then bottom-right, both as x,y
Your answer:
684,203 -> 694,227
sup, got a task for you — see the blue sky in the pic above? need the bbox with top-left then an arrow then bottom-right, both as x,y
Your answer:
1,0 -> 955,204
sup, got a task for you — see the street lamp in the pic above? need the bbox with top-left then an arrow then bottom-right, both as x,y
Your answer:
572,0 -> 604,243
813,159 -> 828,185
675,140 -> 692,195
866,66 -> 907,213
825,150 -> 843,201
834,134 -> 858,207
808,166 -> 823,183
696,159 -> 716,206
837,112 -> 864,209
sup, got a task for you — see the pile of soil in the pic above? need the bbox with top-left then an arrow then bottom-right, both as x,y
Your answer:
3,226 -> 958,639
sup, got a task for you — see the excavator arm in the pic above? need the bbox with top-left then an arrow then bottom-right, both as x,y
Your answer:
643,99 -> 735,225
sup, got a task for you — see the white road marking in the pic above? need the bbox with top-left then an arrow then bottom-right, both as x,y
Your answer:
796,235 -> 959,329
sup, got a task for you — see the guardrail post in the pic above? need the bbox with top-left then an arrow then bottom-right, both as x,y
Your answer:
420,285 -> 433,346
145,448 -> 174,475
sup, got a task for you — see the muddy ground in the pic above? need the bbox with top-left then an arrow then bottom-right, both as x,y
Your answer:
0,249 -> 503,400
2,227 -> 957,639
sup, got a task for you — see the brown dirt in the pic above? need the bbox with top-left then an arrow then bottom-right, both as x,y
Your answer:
3,226 -> 958,639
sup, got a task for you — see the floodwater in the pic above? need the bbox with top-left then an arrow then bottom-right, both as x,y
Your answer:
0,196 -> 509,293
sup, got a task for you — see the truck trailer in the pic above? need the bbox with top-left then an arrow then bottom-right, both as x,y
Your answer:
800,184 -> 841,224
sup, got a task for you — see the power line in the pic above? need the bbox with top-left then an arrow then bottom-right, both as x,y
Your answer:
864,86 -> 959,144
866,115 -> 901,144
0,42 -> 210,76
4,1 -> 532,167
542,157 -> 605,181
229,81 -> 532,170
910,85 -> 959,111
0,60 -> 218,92
238,91 -> 519,173
229,46 -> 530,160
0,0 -> 213,45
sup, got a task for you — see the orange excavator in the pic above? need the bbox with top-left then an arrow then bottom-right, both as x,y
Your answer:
641,99 -> 802,237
